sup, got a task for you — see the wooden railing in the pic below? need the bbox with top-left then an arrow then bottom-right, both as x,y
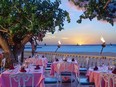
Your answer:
37,52 -> 116,68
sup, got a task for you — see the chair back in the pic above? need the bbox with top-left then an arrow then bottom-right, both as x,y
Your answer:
110,73 -> 116,87
57,62 -> 74,73
1,58 -> 6,67
42,59 -> 45,67
56,62 -> 79,87
9,73 -> 34,87
1,58 -> 6,73
100,73 -> 110,87
10,73 -> 21,87
57,62 -> 61,74
57,62 -> 79,73
18,55 -> 21,64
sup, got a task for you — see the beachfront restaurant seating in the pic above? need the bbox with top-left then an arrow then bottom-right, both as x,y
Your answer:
45,62 -> 52,70
45,67 -> 51,71
79,68 -> 87,75
47,62 -> 52,67
45,62 -> 52,73
79,68 -> 87,72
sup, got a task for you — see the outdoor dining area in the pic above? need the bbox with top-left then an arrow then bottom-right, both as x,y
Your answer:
0,0 -> 116,87
0,52 -> 116,87
0,54 -> 48,87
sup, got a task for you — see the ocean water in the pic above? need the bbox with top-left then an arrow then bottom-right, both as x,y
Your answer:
24,45 -> 116,53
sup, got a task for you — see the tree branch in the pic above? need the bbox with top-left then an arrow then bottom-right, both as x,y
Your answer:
25,16 -> 32,24
22,26 -> 30,30
21,33 -> 33,46
103,0 -> 111,9
0,29 -> 8,33
0,25 -> 8,32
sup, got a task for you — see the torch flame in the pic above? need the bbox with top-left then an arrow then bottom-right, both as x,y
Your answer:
101,37 -> 105,43
58,40 -> 61,45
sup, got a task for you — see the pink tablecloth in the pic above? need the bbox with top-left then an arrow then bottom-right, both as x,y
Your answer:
86,70 -> 101,87
50,62 -> 79,76
0,66 -> 45,87
86,69 -> 115,87
25,58 -> 48,67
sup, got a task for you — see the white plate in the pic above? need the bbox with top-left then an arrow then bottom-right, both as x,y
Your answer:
7,70 -> 13,72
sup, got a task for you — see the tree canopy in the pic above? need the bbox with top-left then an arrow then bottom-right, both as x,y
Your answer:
69,0 -> 116,26
0,0 -> 70,62
0,0 -> 70,45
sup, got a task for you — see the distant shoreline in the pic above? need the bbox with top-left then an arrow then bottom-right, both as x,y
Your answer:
25,44 -> 116,46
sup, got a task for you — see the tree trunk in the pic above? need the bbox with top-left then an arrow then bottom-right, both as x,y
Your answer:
12,43 -> 25,64
12,33 -> 33,63
0,33 -> 33,67
0,34 -> 12,68
21,49 -> 24,63
0,34 -> 11,55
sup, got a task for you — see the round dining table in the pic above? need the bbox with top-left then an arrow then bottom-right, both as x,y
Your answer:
86,66 -> 114,87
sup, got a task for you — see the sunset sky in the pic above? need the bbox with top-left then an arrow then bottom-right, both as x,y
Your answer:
39,0 -> 116,45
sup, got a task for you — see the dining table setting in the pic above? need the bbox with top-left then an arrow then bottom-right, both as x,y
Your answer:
24,55 -> 48,68
86,63 -> 116,87
50,57 -> 80,82
0,62 -> 45,87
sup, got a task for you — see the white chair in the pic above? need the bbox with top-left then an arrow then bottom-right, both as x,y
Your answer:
86,57 -> 89,68
110,73 -> 116,87
57,62 -> 61,84
18,55 -> 21,65
100,73 -> 110,87
9,73 -> 34,87
52,55 -> 56,62
10,73 -> 21,87
57,62 -> 79,87
0,58 -> 6,73
41,59 -> 45,67
74,64 -> 80,82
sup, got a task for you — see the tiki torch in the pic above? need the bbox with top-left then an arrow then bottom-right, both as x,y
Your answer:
55,41 -> 61,52
100,37 -> 106,54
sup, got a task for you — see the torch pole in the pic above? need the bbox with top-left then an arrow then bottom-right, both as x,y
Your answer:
100,42 -> 106,55
55,45 -> 60,53
100,47 -> 104,54
55,47 -> 59,53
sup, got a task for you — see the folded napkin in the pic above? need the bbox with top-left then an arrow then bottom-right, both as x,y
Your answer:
72,58 -> 75,61
20,67 -> 26,72
112,68 -> 116,74
35,65 -> 40,69
62,77 -> 70,81
42,55 -> 45,58
9,64 -> 15,70
94,66 -> 98,71
55,58 -> 59,61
